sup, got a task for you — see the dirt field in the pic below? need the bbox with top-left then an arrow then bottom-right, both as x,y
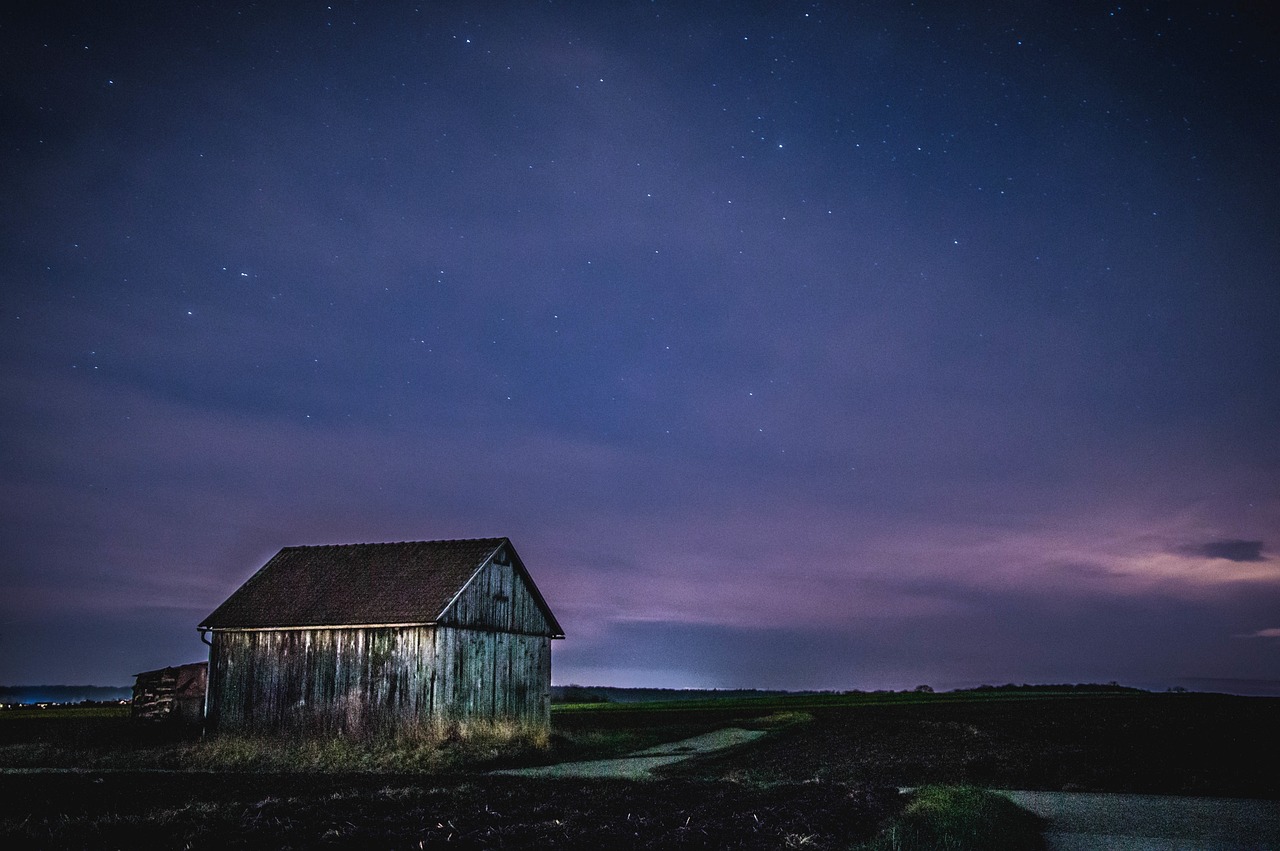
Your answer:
1,690 -> 1274,848
652,692 -> 1278,797
0,772 -> 901,849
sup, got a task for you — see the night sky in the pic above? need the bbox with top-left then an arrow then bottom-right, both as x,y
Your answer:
3,2 -> 1278,692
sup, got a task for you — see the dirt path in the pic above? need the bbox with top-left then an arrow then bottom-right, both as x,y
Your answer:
996,790 -> 1280,850
492,728 -> 767,780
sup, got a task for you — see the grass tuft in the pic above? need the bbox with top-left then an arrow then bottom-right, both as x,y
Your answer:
185,718 -> 550,772
858,785 -> 1046,851
754,710 -> 815,729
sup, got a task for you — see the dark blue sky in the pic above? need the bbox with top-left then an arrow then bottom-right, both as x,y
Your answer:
3,1 -> 1278,690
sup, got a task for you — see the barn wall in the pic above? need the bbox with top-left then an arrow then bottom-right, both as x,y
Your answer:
428,626 -> 551,726
206,625 -> 550,735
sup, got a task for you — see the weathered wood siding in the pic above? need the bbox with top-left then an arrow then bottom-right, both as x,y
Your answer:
206,627 -> 551,735
204,548 -> 556,735
440,547 -> 554,636
132,663 -> 207,725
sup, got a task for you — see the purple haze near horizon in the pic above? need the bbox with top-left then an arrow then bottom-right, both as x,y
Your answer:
2,1 -> 1278,691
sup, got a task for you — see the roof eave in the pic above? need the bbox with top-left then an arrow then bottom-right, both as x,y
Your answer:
199,621 -> 440,632
505,543 -> 567,639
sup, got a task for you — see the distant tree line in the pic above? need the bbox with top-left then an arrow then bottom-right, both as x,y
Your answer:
959,682 -> 1146,694
550,682 -> 1152,704
0,685 -> 132,705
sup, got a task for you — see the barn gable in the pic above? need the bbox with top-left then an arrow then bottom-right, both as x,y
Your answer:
438,540 -> 561,636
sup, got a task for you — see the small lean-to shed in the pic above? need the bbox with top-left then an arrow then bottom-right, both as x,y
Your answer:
198,538 -> 563,736
131,662 -> 208,724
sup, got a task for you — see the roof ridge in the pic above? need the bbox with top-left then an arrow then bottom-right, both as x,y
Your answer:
284,537 -> 507,549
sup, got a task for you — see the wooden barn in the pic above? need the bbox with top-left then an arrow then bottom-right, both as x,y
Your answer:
131,661 -> 207,724
198,537 -> 563,736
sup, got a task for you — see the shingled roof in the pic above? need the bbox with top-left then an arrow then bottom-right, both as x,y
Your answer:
199,537 -> 561,634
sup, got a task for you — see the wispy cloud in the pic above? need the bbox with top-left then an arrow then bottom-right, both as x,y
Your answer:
1180,540 -> 1267,562
1237,627 -> 1280,639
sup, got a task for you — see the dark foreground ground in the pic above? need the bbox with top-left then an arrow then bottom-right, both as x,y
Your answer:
1,690 -> 1274,848
650,691 -> 1279,797
0,772 -> 899,850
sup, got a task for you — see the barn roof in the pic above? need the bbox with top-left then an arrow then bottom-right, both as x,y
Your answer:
198,537 -> 562,635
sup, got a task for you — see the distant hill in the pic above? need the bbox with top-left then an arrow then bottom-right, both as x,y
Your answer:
551,685 -> 832,704
1170,678 -> 1280,697
0,685 -> 132,704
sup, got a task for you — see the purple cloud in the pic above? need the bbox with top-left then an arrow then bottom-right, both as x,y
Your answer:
1182,540 -> 1267,563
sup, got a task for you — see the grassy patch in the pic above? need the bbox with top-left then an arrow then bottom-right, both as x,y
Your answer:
751,710 -> 815,729
0,710 -> 551,773
858,785 -> 1046,851
0,705 -> 129,722
186,718 -> 549,772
